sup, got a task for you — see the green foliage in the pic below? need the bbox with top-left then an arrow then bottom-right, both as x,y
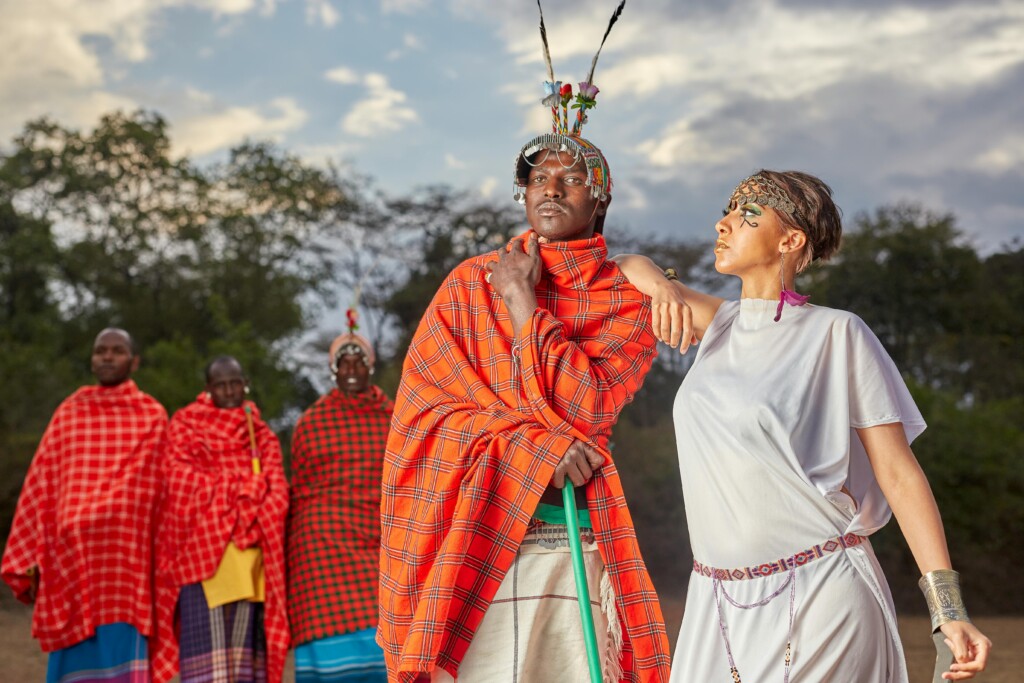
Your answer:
872,384 -> 1024,613
802,204 -> 1022,402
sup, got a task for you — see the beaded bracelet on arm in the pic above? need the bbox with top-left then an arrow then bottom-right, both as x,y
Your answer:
663,267 -> 679,281
919,569 -> 970,632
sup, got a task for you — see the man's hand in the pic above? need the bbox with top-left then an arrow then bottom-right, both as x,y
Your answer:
486,235 -> 542,298
651,280 -> 696,354
486,235 -> 542,337
551,439 -> 605,488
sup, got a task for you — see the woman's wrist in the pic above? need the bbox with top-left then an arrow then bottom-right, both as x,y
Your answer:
919,569 -> 971,632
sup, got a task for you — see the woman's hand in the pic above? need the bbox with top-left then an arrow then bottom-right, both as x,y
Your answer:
651,280 -> 696,354
939,620 -> 992,680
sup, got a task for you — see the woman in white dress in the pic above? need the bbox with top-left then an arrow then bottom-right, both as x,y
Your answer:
615,170 -> 991,682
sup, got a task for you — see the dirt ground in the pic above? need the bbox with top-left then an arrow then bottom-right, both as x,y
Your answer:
1,591 -> 1019,681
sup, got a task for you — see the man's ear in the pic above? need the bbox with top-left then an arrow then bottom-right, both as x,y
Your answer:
598,194 -> 612,216
130,355 -> 141,373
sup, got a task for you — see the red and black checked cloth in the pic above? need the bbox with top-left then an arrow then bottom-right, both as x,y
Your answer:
287,386 -> 394,646
1,380 -> 168,657
152,394 -> 290,683
379,231 -> 672,682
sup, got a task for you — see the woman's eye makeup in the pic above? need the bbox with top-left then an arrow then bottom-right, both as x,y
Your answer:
739,203 -> 761,227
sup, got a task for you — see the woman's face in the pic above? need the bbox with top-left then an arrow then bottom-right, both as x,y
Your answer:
713,192 -> 788,277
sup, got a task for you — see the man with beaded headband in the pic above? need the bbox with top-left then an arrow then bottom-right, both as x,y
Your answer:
614,170 -> 992,681
288,315 -> 394,683
378,2 -> 672,681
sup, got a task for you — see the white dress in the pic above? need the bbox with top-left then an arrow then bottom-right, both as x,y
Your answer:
669,299 -> 926,683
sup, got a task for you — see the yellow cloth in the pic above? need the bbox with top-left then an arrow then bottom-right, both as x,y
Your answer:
201,541 -> 265,608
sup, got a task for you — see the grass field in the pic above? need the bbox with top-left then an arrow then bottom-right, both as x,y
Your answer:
2,591 -> 1018,681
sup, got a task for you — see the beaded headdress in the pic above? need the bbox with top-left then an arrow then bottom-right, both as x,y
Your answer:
729,174 -> 799,218
513,0 -> 626,204
329,298 -> 373,371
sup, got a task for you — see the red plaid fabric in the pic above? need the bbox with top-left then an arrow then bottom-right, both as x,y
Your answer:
1,381 -> 167,657
287,386 -> 394,646
152,393 -> 290,683
379,231 -> 671,682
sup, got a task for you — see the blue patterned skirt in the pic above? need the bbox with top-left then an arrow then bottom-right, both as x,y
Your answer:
294,627 -> 387,682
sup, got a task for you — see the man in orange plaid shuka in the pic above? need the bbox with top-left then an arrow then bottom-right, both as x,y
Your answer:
2,328 -> 168,683
152,356 -> 290,683
378,142 -> 671,682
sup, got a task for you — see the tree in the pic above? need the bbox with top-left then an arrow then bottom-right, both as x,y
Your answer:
0,111 -> 360,539
801,204 -> 1021,403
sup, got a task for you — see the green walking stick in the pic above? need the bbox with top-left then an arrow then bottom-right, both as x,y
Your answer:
563,481 -> 603,683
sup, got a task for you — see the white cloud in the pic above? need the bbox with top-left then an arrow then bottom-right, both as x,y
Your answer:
972,135 -> 1024,175
305,0 -> 340,27
172,97 -> 309,157
325,66 -> 360,85
498,1 -> 1024,176
445,153 -> 466,169
479,176 -> 498,199
0,0 -> 266,142
341,73 -> 419,138
380,0 -> 430,14
387,32 -> 424,60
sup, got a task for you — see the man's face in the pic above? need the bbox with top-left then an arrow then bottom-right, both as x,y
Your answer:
335,353 -> 371,395
91,330 -> 138,386
206,360 -> 247,409
524,150 -> 608,242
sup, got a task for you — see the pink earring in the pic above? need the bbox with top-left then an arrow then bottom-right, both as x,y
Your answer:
774,251 -> 809,322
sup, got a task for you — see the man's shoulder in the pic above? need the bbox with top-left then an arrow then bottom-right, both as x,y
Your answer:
136,391 -> 170,421
447,252 -> 495,280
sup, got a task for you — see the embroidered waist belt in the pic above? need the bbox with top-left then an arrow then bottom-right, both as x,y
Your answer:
693,532 -> 866,582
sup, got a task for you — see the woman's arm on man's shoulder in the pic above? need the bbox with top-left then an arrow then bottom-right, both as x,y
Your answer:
611,253 -> 724,352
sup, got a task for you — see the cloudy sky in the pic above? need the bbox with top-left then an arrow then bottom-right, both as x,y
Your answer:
2,0 -> 1022,252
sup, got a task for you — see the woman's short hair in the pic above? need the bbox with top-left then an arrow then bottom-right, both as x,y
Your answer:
754,169 -> 843,271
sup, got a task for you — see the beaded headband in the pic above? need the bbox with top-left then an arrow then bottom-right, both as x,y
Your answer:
333,342 -> 370,369
729,174 -> 799,217
513,1 -> 626,203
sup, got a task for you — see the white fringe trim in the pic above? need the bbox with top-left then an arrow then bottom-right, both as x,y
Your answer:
600,569 -> 623,683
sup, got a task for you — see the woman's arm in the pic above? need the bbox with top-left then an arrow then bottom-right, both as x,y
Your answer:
611,254 -> 724,351
857,423 -> 992,680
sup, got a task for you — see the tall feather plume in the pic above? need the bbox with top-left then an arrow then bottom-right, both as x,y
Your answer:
584,0 -> 627,85
537,0 -> 555,83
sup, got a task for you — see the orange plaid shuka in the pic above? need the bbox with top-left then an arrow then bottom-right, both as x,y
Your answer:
152,394 -> 290,683
379,231 -> 671,682
1,381 -> 167,655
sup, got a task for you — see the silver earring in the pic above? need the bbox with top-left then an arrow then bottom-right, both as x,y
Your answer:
244,386 -> 250,395
779,251 -> 786,290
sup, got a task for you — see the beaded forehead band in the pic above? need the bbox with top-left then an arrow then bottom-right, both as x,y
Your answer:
332,342 -> 370,369
513,1 -> 626,204
730,174 -> 799,217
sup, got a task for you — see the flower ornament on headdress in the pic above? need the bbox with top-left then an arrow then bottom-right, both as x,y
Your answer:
513,0 -> 627,204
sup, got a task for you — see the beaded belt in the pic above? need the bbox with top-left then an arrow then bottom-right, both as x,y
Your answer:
523,519 -> 595,549
693,532 -> 866,582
